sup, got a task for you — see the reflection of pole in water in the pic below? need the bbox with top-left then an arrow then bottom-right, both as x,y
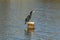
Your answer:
24,22 -> 35,40
24,30 -> 34,40
24,32 -> 32,40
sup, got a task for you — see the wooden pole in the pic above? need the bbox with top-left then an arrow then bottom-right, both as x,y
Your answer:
27,22 -> 35,33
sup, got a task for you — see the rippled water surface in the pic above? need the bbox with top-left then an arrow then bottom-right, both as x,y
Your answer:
0,0 -> 60,40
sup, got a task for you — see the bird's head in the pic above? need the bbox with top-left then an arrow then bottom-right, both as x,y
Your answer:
30,10 -> 33,15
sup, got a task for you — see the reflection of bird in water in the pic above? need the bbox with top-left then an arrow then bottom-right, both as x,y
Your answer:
25,10 -> 33,24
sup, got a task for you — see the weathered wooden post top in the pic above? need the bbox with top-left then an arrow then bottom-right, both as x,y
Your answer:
27,22 -> 35,32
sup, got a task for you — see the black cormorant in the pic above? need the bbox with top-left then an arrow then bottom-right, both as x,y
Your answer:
25,10 -> 33,24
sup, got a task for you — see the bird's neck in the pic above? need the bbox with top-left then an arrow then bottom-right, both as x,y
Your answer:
30,13 -> 32,15
30,14 -> 32,16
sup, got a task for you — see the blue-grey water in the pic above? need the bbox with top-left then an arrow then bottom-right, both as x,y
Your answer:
0,0 -> 60,40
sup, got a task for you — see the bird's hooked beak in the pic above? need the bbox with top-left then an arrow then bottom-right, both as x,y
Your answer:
31,10 -> 35,13
30,10 -> 35,15
32,10 -> 35,13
